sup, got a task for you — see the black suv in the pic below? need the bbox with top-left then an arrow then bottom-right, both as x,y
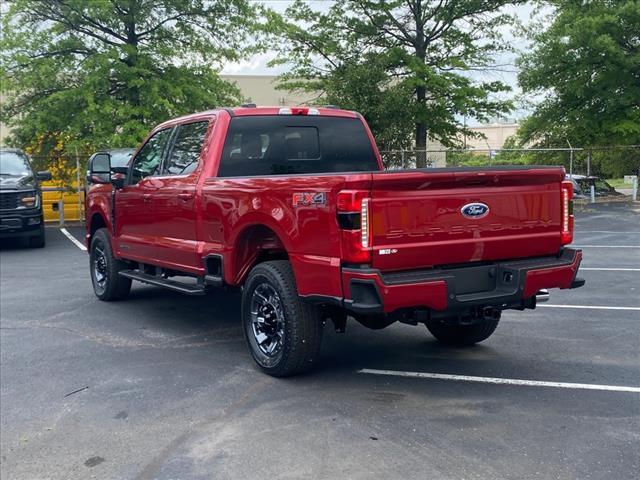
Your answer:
0,149 -> 51,248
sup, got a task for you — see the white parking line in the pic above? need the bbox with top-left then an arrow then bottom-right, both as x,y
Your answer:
574,245 -> 640,248
575,231 -> 640,234
359,369 -> 640,393
538,304 -> 640,311
60,228 -> 87,251
580,268 -> 640,272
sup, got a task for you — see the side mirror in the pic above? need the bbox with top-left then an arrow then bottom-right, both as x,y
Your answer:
36,170 -> 52,182
111,166 -> 129,189
88,152 -> 112,185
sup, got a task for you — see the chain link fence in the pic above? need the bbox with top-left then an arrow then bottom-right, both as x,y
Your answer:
27,144 -> 640,225
380,145 -> 640,176
380,145 -> 640,202
29,152 -> 93,224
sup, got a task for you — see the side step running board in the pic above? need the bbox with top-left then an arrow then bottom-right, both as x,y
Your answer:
119,270 -> 206,295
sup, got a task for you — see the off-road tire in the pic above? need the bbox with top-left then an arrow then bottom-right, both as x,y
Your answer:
90,228 -> 131,301
242,260 -> 323,377
426,317 -> 500,346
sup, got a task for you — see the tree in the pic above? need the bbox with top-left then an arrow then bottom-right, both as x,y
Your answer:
284,52 -> 415,153
265,0 -> 520,166
0,0 -> 254,155
517,0 -> 640,147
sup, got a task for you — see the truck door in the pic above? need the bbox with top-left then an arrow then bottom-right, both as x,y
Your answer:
152,120 -> 210,271
114,127 -> 173,262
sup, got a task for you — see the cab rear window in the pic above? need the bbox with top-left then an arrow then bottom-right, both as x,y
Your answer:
217,116 -> 378,177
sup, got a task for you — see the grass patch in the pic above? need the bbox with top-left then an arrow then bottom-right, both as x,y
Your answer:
606,178 -> 629,189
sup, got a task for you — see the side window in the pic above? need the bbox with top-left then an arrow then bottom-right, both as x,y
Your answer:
130,128 -> 172,184
163,121 -> 209,175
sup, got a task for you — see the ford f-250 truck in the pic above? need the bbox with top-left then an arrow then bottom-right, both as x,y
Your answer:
85,106 -> 585,376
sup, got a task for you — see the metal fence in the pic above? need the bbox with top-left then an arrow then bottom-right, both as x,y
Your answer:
380,145 -> 640,178
380,146 -> 639,202
28,152 -> 92,225
380,145 -> 640,176
26,145 -> 640,225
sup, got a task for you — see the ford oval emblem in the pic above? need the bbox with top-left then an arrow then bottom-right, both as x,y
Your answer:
461,202 -> 489,219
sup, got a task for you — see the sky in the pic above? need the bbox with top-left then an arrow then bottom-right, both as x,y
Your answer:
221,1 -> 543,121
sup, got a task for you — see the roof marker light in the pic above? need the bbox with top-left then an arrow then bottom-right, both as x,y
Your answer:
279,107 -> 320,116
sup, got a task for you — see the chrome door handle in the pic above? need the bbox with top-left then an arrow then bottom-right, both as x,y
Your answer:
178,192 -> 194,201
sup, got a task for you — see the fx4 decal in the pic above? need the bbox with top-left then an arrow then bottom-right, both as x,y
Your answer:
292,192 -> 327,207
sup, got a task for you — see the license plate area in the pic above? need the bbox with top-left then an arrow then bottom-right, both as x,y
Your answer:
453,265 -> 497,295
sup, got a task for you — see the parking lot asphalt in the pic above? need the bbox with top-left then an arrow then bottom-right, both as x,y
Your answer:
1,203 -> 639,480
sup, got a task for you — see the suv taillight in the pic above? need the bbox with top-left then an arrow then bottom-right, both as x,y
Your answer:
337,190 -> 371,263
561,180 -> 574,245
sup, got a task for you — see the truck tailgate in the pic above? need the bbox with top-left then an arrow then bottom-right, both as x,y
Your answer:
369,167 -> 566,271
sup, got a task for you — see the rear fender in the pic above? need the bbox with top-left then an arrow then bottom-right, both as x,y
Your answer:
227,218 -> 293,286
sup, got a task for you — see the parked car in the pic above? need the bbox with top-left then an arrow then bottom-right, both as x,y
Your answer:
85,106 -> 585,376
0,148 -> 52,247
566,174 -> 623,199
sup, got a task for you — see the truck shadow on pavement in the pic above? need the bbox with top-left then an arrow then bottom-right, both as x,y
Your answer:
0,237 -> 37,250
114,284 -> 498,377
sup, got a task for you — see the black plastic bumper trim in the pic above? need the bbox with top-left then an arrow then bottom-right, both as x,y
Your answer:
342,248 -> 583,315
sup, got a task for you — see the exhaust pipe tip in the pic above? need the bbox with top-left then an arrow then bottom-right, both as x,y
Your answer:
535,289 -> 550,303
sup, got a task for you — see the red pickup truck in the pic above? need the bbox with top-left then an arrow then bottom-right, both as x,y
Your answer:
85,106 -> 585,376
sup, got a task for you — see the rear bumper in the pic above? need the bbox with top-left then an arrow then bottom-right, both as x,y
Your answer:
341,248 -> 584,315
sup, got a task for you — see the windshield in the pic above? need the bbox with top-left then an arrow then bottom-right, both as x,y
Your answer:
0,151 -> 33,176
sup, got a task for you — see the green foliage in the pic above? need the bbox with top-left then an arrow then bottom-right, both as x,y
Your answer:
592,148 -> 640,177
518,0 -> 640,147
0,0 -> 254,155
490,135 -> 536,165
264,0 -> 520,165
446,151 -> 489,166
296,53 -> 415,152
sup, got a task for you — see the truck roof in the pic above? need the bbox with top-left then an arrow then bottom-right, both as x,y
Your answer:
155,106 -> 359,130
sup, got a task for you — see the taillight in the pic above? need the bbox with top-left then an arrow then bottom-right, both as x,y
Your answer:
337,190 -> 371,263
561,180 -> 574,245
361,199 -> 370,248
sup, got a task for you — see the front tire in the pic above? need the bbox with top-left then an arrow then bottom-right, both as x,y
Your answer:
426,316 -> 500,346
242,260 -> 323,377
90,228 -> 131,301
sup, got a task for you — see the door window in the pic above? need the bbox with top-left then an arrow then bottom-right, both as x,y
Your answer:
163,121 -> 209,175
129,128 -> 172,184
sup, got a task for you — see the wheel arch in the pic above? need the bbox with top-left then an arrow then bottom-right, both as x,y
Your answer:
88,211 -> 108,246
228,222 -> 291,286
